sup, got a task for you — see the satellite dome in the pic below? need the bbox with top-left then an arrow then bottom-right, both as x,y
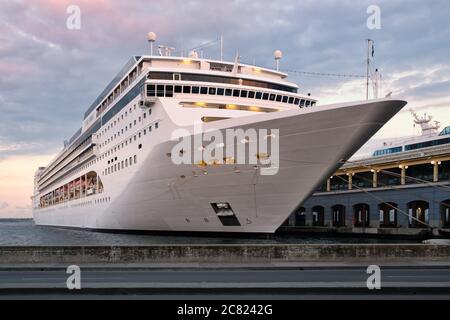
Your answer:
274,50 -> 283,60
147,32 -> 157,42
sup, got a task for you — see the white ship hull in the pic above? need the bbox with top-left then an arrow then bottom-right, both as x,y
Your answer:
33,98 -> 406,233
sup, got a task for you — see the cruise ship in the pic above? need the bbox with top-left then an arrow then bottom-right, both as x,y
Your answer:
32,35 -> 407,233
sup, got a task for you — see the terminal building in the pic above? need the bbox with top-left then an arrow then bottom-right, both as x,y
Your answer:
282,111 -> 450,237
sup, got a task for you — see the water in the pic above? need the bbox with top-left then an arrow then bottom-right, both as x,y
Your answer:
0,219 -> 418,246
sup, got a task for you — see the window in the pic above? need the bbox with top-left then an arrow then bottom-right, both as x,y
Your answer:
125,159 -> 128,167
233,89 -> 240,97
255,92 -> 262,99
134,155 -> 137,164
147,85 -> 156,96
300,99 -> 305,107
183,86 -> 191,94
151,72 -> 298,93
175,85 -> 182,93
192,86 -> 200,94
149,125 -> 152,132
262,93 -> 269,100
288,97 -> 294,104
129,157 -> 132,165
217,88 -> 225,95
294,98 -> 300,105
248,91 -> 255,99
208,87 -> 216,95
305,100 -> 311,107
200,87 -> 208,95
282,96 -> 288,103
155,85 -> 163,97
138,144 -> 142,149
155,122 -> 159,129
225,88 -> 232,96
240,90 -> 248,98
166,85 -> 174,97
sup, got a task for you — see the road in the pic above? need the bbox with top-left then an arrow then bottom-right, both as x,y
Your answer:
1,265 -> 450,299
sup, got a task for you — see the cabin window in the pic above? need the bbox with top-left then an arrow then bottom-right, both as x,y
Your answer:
147,85 -> 156,97
288,97 -> 294,104
248,91 -> 255,98
183,86 -> 191,94
192,86 -> 200,94
174,85 -> 182,93
200,87 -> 208,95
217,88 -> 225,95
156,85 -> 164,97
255,92 -> 262,99
233,89 -> 240,97
282,96 -> 288,103
166,85 -> 174,97
225,88 -> 232,96
240,90 -> 248,98
209,87 -> 216,95
262,93 -> 269,100
269,94 -> 276,101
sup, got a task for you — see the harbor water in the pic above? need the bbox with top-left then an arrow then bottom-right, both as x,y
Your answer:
0,219 -> 418,246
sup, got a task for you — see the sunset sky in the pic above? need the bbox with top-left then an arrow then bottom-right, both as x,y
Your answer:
0,0 -> 449,217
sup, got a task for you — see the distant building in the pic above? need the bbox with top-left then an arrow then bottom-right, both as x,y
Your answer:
283,111 -> 450,237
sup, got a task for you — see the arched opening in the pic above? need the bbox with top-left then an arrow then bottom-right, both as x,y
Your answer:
379,202 -> 398,228
332,204 -> 346,227
312,206 -> 325,227
353,203 -> 370,227
408,200 -> 429,228
441,199 -> 450,228
295,207 -> 306,226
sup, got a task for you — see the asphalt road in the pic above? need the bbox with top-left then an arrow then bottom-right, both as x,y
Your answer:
1,266 -> 450,299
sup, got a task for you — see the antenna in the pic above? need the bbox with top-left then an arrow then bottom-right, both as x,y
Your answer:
158,45 -> 175,56
274,50 -> 282,71
147,32 -> 157,56
366,39 -> 374,100
220,35 -> 224,61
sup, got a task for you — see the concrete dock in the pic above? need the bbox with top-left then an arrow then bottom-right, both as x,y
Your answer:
0,244 -> 449,264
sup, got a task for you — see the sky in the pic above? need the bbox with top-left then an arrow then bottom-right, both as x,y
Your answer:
0,0 -> 449,217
